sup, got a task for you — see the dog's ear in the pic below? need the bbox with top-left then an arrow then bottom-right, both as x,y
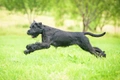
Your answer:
33,20 -> 37,25
33,20 -> 36,23
39,22 -> 42,25
33,20 -> 39,26
37,22 -> 43,29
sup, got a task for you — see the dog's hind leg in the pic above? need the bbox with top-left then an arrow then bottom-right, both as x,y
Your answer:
93,47 -> 106,57
78,40 -> 106,57
77,36 -> 101,57
79,44 -> 99,57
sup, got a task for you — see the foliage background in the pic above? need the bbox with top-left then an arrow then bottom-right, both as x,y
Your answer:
0,0 -> 120,31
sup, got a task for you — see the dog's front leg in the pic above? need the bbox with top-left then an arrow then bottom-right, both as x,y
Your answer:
24,43 -> 35,54
24,42 -> 50,55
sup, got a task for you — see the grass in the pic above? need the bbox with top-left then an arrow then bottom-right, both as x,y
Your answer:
0,27 -> 120,80
0,9 -> 120,80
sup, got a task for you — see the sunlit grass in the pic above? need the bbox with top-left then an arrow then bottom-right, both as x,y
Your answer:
0,28 -> 120,80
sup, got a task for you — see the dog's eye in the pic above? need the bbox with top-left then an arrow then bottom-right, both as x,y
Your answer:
32,26 -> 35,28
31,26 -> 35,28
35,23 -> 38,26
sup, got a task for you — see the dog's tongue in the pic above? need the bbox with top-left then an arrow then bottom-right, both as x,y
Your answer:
32,35 -> 34,38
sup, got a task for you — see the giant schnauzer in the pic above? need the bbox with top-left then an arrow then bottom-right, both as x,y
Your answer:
24,21 -> 106,58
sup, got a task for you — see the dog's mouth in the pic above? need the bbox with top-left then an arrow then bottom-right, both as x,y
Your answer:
30,34 -> 39,38
27,32 -> 39,38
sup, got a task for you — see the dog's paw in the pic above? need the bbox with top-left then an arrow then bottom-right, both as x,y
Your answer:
24,50 -> 30,55
95,51 -> 106,58
26,44 -> 32,50
101,51 -> 106,58
26,44 -> 37,50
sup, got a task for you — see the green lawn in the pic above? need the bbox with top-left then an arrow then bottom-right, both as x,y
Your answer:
0,28 -> 120,80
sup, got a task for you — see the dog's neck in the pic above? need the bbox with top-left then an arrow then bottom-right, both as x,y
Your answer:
41,25 -> 58,42
41,25 -> 51,42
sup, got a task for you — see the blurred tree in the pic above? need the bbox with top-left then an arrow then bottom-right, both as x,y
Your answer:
70,0 -> 108,31
107,0 -> 120,27
50,0 -> 73,26
70,0 -> 120,31
0,0 -> 14,10
1,0 -> 120,31
0,0 -> 50,23
0,0 -> 3,8
50,0 -> 65,26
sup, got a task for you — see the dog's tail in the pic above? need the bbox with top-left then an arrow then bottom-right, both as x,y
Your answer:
83,32 -> 106,37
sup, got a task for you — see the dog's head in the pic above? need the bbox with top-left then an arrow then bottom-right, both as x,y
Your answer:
27,20 -> 43,38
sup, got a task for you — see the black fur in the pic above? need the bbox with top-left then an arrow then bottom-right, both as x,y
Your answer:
24,21 -> 106,58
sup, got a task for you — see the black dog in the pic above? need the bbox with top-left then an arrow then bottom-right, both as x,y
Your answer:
24,21 -> 106,58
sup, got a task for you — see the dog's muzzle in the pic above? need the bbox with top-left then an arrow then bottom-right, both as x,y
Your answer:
27,30 -> 39,38
27,30 -> 30,35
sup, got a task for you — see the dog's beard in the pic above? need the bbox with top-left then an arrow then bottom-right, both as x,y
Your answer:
31,34 -> 39,38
